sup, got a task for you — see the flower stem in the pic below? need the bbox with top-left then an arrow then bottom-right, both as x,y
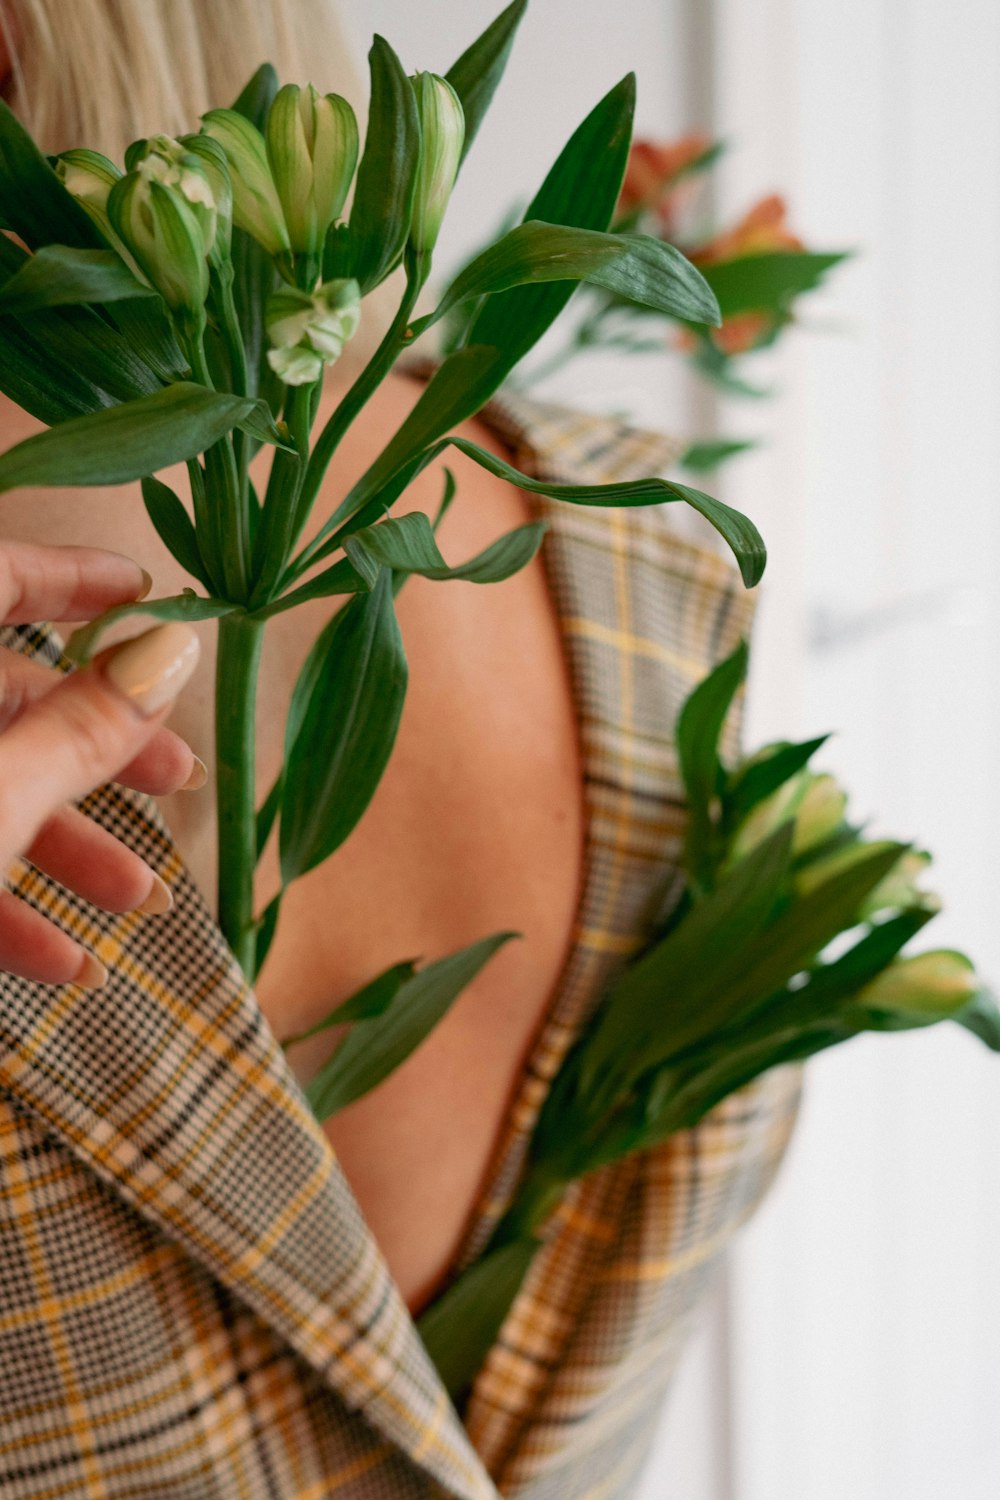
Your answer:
215,611 -> 265,979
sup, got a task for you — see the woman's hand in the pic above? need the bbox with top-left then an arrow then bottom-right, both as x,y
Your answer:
0,540 -> 204,990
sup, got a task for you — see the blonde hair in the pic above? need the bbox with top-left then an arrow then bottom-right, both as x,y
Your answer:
1,0 -> 363,160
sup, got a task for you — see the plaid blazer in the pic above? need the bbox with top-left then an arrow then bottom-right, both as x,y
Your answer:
0,390 -> 801,1500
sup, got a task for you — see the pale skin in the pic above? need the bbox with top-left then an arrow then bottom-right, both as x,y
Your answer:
0,372 -> 586,1313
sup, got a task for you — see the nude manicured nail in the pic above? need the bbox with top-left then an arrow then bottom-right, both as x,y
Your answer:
136,568 -> 153,601
74,952 -> 108,991
181,755 -> 208,791
102,623 -> 200,718
136,872 -> 173,915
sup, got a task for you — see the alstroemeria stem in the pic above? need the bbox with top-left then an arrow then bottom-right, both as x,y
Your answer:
277,254 -> 429,593
184,326 -> 250,600
215,611 -> 265,978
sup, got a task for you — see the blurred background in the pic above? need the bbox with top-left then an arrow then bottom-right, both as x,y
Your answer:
343,4 -> 1000,1496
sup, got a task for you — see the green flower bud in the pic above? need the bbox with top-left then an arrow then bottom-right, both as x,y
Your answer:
856,950 -> 978,1019
265,277 -> 362,386
265,84 -> 358,257
107,171 -> 210,315
791,773 -> 848,855
202,108 -> 290,257
794,840 -> 938,919
56,149 -> 122,241
729,770 -> 809,863
125,134 -> 232,268
409,72 -> 465,253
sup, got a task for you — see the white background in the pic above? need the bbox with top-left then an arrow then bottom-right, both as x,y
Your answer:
340,5 -> 1000,1496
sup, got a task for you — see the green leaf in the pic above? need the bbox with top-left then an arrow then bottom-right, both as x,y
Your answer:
255,775 -> 282,861
344,509 -> 547,585
433,467 -> 457,530
253,891 -> 282,977
700,251 -> 848,320
348,37 -> 421,293
434,438 -> 765,587
281,959 -> 418,1049
0,99 -> 102,250
325,76 -> 637,544
141,476 -> 210,589
680,439 -> 756,473
230,64 -> 281,408
467,74 -> 636,364
577,824 -> 795,1105
0,383 -> 261,495
65,592 -> 239,664
725,735 -> 830,827
445,0 -> 528,168
234,398 -> 296,451
250,557 -> 372,620
408,221 -> 719,340
304,930 -> 517,1119
279,570 -> 408,884
677,641 -> 749,890
418,1235 -> 539,1398
0,246 -> 156,313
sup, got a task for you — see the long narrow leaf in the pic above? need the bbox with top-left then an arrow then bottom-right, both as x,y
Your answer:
344,508 -> 547,585
0,99 -> 101,249
65,593 -> 239,664
279,570 -> 408,884
281,959 -> 418,1049
676,640 -> 749,889
141,476 -> 210,589
418,1235 -> 539,1398
446,0 -> 528,168
304,930 -> 517,1118
0,383 -> 261,495
0,246 -> 156,313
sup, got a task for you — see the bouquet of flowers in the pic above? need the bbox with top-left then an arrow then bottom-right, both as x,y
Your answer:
419,640 -> 1000,1397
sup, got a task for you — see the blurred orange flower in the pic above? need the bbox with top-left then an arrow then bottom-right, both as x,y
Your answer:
691,193 -> 803,266
617,133 -> 713,226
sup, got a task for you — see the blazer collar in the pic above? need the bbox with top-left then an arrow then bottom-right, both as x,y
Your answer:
0,620 -> 496,1500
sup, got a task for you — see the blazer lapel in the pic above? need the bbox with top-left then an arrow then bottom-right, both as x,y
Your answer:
0,622 -> 496,1500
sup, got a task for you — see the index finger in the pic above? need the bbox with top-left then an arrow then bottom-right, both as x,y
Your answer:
0,540 -> 150,624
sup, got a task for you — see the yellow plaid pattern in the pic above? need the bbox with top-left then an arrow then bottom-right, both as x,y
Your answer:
0,391 -> 800,1498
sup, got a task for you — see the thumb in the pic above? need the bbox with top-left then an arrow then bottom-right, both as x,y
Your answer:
0,623 -> 200,865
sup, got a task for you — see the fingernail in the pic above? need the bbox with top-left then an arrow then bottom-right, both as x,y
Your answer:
181,755 -> 208,791
136,872 -> 173,915
136,568 -> 153,601
102,623 -> 200,718
74,951 -> 108,990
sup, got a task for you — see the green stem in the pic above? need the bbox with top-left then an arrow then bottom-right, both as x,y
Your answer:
278,255 -> 428,594
184,324 -> 250,601
215,612 -> 265,979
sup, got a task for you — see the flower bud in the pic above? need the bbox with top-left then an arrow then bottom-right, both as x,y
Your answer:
856,951 -> 978,1019
409,73 -> 464,253
56,149 -> 122,242
201,108 -> 290,257
265,277 -> 362,386
791,773 -> 848,856
107,171 -> 210,315
728,770 -> 808,863
265,84 -> 358,256
862,849 -> 939,919
125,134 -> 232,268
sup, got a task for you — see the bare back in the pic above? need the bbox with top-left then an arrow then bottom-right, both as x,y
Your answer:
0,371 -> 585,1311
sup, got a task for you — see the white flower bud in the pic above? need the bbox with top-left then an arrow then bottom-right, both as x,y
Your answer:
409,73 -> 465,253
202,109 -> 290,258
126,134 -> 231,268
856,951 -> 978,1018
266,345 -> 325,386
266,84 -> 358,256
791,773 -> 848,855
265,277 -> 362,386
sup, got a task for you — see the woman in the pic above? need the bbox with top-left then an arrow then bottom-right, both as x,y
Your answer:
0,5 -> 800,1497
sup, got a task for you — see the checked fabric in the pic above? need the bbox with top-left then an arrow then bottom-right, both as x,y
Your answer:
0,390 -> 801,1499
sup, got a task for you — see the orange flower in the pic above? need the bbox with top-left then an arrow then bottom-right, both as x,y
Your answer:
617,133 -> 713,225
692,193 -> 803,266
